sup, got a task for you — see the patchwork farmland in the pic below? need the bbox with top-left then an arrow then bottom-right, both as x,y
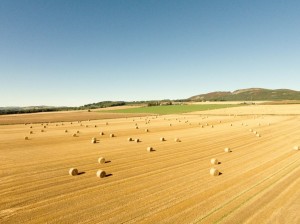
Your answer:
1,104 -> 300,223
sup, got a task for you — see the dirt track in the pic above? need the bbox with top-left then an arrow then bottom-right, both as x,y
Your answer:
1,106 -> 300,223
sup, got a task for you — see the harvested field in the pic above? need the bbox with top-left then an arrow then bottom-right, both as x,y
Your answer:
0,110 -> 149,125
1,105 -> 300,223
188,104 -> 300,116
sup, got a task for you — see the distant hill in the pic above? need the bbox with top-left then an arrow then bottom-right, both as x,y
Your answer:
0,106 -> 75,115
188,88 -> 300,101
2,88 -> 300,115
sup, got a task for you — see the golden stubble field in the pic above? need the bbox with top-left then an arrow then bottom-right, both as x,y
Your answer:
1,105 -> 300,223
0,108 -> 147,125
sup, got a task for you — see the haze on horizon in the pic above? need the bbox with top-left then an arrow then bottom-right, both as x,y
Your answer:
1,0 -> 300,107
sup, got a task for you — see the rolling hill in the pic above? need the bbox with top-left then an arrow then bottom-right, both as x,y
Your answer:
188,88 -> 300,101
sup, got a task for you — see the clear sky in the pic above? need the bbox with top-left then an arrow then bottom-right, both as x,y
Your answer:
1,0 -> 300,106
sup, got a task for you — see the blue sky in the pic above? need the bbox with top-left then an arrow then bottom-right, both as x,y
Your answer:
1,0 -> 300,106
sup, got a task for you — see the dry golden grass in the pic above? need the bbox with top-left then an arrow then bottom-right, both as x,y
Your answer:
1,106 -> 300,223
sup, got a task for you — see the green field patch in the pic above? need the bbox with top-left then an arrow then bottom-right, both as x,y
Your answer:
99,104 -> 244,115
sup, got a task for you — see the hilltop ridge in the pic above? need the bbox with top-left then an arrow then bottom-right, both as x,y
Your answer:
188,88 -> 300,101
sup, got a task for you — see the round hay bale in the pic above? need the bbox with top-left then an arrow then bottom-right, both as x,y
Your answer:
30,126 -> 32,129
135,126 -> 139,129
72,133 -> 77,137
69,168 -> 78,176
24,136 -> 29,140
211,125 -> 214,128
293,146 -> 299,150
128,137 -> 132,142
91,138 -> 97,144
206,123 -> 208,126
96,170 -> 106,178
110,134 -> 114,138
169,124 -> 172,126
224,147 -> 231,153
210,168 -> 219,176
94,125 -> 97,128
29,131 -> 33,134
174,138 -> 180,142
253,131 -> 257,134
147,146 -> 153,152
99,131 -> 104,135
249,129 -> 253,132
145,129 -> 149,132
98,157 -> 105,164
256,134 -> 261,137
76,130 -> 80,134
135,138 -> 140,143
230,124 -> 233,126
65,130 -> 68,133
160,137 -> 165,141
85,125 -> 88,128
211,158 -> 218,165
106,122 -> 108,125
40,130 -> 44,132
